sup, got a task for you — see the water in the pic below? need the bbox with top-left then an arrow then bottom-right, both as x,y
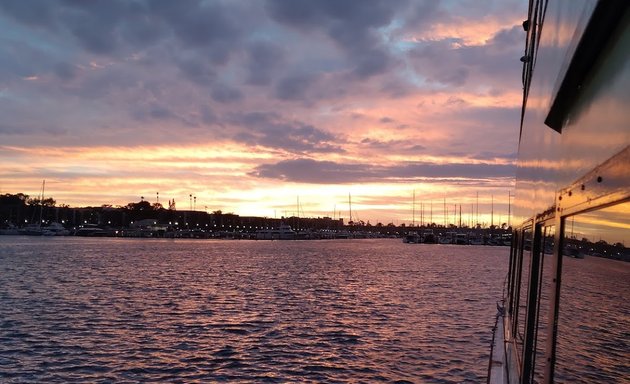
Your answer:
0,237 -> 507,383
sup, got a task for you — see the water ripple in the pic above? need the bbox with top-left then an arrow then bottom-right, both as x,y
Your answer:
0,238 -> 513,382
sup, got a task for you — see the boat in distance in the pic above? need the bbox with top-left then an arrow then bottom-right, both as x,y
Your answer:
256,224 -> 297,240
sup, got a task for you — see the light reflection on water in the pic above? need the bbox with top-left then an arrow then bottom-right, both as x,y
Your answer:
0,238 -> 507,383
555,256 -> 630,383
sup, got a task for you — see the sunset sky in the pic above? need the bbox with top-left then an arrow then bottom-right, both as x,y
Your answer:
0,0 -> 527,226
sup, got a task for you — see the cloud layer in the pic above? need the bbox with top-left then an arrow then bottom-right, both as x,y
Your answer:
0,0 -> 526,223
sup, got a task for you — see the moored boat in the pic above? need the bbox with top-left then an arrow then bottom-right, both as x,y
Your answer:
256,224 -> 297,240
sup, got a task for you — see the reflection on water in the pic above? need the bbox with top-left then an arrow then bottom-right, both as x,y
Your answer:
0,238 -> 507,383
556,253 -> 630,383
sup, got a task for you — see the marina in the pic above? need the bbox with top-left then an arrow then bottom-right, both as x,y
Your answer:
0,1 -> 628,382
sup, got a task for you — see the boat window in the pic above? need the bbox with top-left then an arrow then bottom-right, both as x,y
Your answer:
531,225 -> 555,383
554,203 -> 630,382
515,227 -> 533,360
507,230 -> 521,318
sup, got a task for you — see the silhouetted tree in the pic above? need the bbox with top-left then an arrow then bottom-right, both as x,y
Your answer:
27,197 -> 56,207
126,200 -> 152,211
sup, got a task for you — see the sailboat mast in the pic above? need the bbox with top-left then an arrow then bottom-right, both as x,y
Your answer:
491,194 -> 494,228
508,190 -> 512,227
421,202 -> 424,227
39,180 -> 45,226
348,193 -> 352,224
476,191 -> 479,227
412,190 -> 415,227
443,198 -> 446,227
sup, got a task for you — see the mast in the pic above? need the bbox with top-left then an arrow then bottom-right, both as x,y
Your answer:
39,180 -> 45,226
421,202 -> 424,227
443,198 -> 446,227
491,194 -> 494,228
475,192 -> 479,226
348,193 -> 352,224
453,204 -> 456,227
508,190 -> 512,227
412,190 -> 415,227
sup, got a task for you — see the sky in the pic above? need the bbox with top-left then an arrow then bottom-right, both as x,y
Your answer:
0,0 -> 527,226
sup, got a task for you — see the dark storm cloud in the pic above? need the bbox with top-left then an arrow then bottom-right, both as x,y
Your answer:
274,72 -> 319,101
0,122 -> 66,136
246,41 -> 285,86
360,138 -> 426,153
147,103 -> 173,120
0,0 -> 56,28
53,62 -> 76,81
250,158 -> 515,184
0,0 -> 136,54
0,39 -> 52,80
211,83 -> 243,103
410,25 -> 524,88
456,106 -> 521,129
265,0 -> 398,33
379,117 -> 395,124
0,124 -> 25,135
0,0 -> 527,155
1,0 -> 248,58
265,0 -> 405,78
405,0 -> 443,25
175,57 -> 217,86
228,112 -> 343,154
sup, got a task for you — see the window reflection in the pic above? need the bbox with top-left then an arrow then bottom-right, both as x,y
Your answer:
555,202 -> 630,382
516,228 -> 533,362
532,225 -> 554,383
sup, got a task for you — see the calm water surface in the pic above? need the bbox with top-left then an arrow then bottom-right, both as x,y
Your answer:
0,238 -> 508,383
